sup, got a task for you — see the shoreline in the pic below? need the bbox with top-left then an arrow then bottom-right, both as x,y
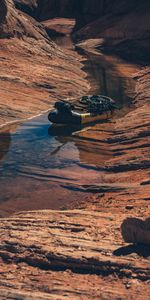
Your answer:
0,108 -> 51,131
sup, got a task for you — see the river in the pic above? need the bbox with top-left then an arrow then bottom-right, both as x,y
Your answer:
0,36 -> 137,217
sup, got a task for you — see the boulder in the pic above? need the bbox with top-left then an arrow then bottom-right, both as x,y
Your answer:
121,217 -> 150,245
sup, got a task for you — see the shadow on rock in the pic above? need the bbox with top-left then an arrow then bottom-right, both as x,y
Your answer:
113,244 -> 150,258
114,217 -> 150,258
0,131 -> 11,162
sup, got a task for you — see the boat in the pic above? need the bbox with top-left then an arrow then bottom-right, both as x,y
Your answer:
48,95 -> 117,126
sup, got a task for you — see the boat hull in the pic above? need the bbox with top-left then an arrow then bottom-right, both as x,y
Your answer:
48,109 -> 113,126
80,111 -> 113,124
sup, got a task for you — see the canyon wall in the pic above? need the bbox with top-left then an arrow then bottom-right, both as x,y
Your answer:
14,0 -> 150,29
13,0 -> 150,63
14,0 -> 77,19
0,2 -> 149,298
0,0 -> 49,39
13,0 -> 37,16
0,0 -> 88,127
73,0 -> 150,63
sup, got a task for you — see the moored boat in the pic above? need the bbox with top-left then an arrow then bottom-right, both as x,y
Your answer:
48,95 -> 117,125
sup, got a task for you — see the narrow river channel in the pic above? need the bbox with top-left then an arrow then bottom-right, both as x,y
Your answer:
0,37 -> 137,217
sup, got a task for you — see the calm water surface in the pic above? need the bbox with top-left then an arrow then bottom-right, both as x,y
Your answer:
0,39 -> 137,217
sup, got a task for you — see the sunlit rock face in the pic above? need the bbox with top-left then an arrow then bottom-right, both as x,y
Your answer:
0,0 -> 88,127
0,0 -> 48,39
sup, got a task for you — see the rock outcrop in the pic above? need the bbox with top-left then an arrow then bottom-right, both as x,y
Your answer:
0,2 -> 150,299
0,210 -> 149,299
0,1 -> 88,127
0,0 -> 49,39
74,1 -> 150,63
121,217 -> 150,245
13,0 -> 150,63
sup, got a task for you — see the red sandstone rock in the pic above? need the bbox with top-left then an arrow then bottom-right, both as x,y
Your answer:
121,217 -> 150,245
0,0 -> 49,39
0,3 -> 150,299
0,1 -> 88,127
0,210 -> 149,299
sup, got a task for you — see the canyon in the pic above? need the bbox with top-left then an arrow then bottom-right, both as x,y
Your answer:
0,1 -> 150,299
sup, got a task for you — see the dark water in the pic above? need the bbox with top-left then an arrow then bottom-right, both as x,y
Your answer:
0,39 -> 137,217
80,52 -> 135,108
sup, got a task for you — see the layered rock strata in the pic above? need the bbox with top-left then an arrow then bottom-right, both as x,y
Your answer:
0,2 -> 150,299
0,210 -> 149,299
0,1 -> 88,127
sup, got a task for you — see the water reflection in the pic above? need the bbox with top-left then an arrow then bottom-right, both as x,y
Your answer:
76,48 -> 135,108
55,34 -> 136,108
0,131 -> 11,162
0,119 -> 104,217
48,124 -> 81,137
48,124 -> 111,165
48,124 -> 80,156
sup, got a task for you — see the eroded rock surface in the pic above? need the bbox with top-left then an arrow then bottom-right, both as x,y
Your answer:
0,1 -> 88,127
71,67 -> 150,219
0,210 -> 150,299
0,0 -> 48,38
0,2 -> 150,299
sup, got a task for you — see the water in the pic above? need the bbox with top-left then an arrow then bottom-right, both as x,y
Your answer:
0,38 -> 137,217
0,116 -> 107,217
